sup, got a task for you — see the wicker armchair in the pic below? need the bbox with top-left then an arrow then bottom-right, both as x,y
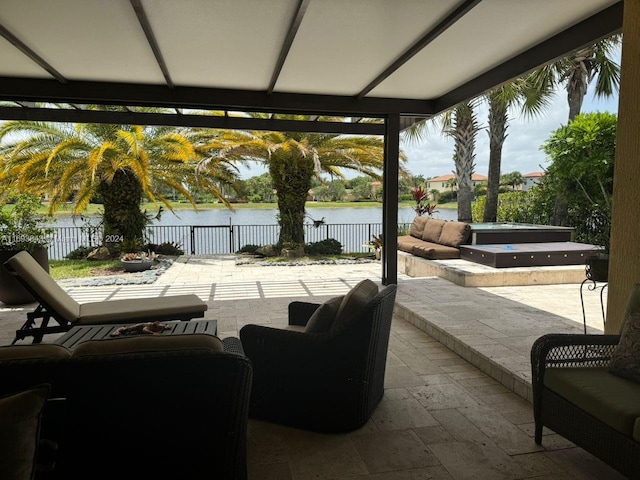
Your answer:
531,333 -> 640,478
240,284 -> 397,433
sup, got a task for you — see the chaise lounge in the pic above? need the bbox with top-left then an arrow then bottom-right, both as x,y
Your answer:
4,251 -> 208,344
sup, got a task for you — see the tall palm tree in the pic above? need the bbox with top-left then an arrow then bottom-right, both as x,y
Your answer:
445,102 -> 480,223
530,35 -> 621,225
483,75 -> 554,222
0,118 -> 238,250
214,116 -> 397,246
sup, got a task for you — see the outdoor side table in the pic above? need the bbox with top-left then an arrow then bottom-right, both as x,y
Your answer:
53,319 -> 218,349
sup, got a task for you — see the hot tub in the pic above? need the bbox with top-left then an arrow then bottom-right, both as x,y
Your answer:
469,222 -> 575,245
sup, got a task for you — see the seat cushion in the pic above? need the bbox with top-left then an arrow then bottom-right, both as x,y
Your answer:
333,279 -> 378,329
72,333 -> 223,357
412,243 -> 460,260
409,217 -> 429,238
397,235 -> 427,253
544,367 -> 640,437
305,296 -> 344,333
438,221 -> 471,247
77,294 -> 207,324
421,219 -> 446,242
0,384 -> 50,480
610,312 -> 640,383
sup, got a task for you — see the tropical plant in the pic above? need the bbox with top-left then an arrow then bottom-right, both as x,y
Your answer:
410,187 -> 438,217
0,113 -> 239,252
304,238 -> 343,255
500,171 -> 525,191
0,193 -> 54,252
483,73 -> 554,222
214,115 -> 401,246
530,35 -> 620,225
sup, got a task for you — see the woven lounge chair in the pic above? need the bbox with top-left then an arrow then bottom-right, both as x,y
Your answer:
4,251 -> 207,344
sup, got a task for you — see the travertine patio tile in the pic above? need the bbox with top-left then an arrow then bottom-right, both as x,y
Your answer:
351,430 -> 440,474
544,449 -> 627,479
407,384 -> 479,410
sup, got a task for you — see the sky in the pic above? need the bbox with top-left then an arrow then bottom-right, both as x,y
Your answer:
235,80 -> 619,181
400,81 -> 620,180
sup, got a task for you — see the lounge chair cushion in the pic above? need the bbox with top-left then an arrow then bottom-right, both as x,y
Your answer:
610,311 -> 640,383
0,344 -> 71,361
76,295 -> 207,325
6,251 -> 80,323
305,296 -> 344,333
438,221 -> 471,247
409,216 -> 429,238
411,243 -> 461,260
397,235 -> 427,253
544,367 -> 640,437
72,333 -> 223,357
333,279 -> 378,330
421,219 -> 445,242
0,384 -> 50,480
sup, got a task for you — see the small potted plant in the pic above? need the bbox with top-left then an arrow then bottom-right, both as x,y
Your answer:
364,234 -> 383,260
120,250 -> 157,272
0,194 -> 54,305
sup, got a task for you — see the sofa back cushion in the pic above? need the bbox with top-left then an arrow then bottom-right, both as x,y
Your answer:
409,217 -> 429,238
72,333 -> 223,357
305,296 -> 344,333
421,219 -> 445,242
438,221 -> 471,247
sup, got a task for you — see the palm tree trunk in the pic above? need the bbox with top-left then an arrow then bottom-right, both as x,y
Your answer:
484,96 -> 508,222
269,152 -> 314,246
450,103 -> 479,223
99,168 -> 147,251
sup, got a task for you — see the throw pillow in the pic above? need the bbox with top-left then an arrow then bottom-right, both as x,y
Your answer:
610,312 -> 640,383
0,384 -> 50,480
305,296 -> 344,333
421,219 -> 445,242
333,279 -> 378,329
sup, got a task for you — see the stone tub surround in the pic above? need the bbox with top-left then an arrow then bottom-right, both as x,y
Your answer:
398,251 -> 587,287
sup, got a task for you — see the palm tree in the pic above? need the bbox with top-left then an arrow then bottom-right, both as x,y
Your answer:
214,116 -> 396,246
445,102 -> 480,223
483,76 -> 554,222
530,35 -> 621,225
0,118 -> 238,250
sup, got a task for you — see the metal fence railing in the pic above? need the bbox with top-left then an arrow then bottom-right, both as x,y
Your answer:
46,222 -> 412,260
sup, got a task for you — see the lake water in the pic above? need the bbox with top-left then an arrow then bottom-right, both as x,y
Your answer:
48,205 -> 458,227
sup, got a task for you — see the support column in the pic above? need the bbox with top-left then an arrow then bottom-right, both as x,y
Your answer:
382,114 -> 399,285
606,0 -> 640,332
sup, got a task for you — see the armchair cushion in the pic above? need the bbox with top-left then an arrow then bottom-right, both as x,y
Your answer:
72,334 -> 224,357
544,367 -> 640,437
438,221 -> 471,247
0,384 -> 50,480
610,312 -> 640,383
334,279 -> 378,328
409,216 -> 429,238
305,296 -> 344,333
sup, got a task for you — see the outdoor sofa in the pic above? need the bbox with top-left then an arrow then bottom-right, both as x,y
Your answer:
0,333 -> 251,480
531,284 -> 640,478
397,216 -> 471,260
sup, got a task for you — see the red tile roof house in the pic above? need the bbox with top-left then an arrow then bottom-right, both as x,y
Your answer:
523,171 -> 545,191
426,173 -> 488,198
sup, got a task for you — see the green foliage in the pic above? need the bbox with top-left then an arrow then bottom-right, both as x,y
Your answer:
500,171 -> 525,190
313,180 -> 346,202
304,238 -> 343,255
0,194 -> 54,251
65,246 -> 94,260
237,244 -> 260,254
147,242 -> 185,256
540,111 -> 616,247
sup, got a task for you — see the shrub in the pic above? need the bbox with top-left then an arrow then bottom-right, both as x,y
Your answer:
304,238 -> 342,255
237,244 -> 260,254
146,242 -> 185,256
65,246 -> 94,260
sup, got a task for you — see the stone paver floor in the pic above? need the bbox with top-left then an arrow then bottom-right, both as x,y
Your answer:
0,256 -> 623,479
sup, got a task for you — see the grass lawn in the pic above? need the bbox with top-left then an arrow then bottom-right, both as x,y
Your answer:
49,259 -> 123,280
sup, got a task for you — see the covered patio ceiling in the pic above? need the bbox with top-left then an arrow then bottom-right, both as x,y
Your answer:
0,0 -> 623,131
